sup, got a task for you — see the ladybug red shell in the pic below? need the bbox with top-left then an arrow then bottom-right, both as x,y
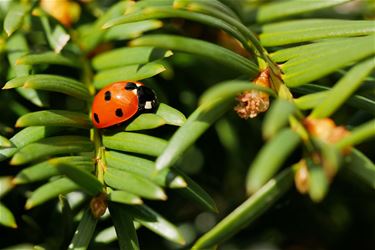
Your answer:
91,81 -> 157,128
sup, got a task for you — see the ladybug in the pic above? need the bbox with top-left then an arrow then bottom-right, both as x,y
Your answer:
91,81 -> 157,128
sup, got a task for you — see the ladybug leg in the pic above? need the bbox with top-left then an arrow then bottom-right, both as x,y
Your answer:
137,86 -> 158,113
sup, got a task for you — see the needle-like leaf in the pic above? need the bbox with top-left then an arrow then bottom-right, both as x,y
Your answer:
11,136 -> 93,165
16,110 -> 91,128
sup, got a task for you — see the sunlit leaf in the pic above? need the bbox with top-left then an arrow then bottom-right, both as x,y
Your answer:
335,119 -> 375,150
310,58 -> 375,118
125,114 -> 166,131
0,202 -> 17,228
108,190 -> 143,205
0,135 -> 11,147
260,19 -> 375,46
130,35 -> 258,75
257,0 -> 350,23
280,35 -> 375,87
93,61 -> 167,89
17,52 -> 79,67
4,4 -> 28,36
0,126 -> 62,162
103,132 -> 167,157
11,136 -> 93,165
3,74 -> 90,100
13,156 -> 94,184
16,110 -> 91,128
92,47 -> 172,70
104,168 -> 167,200
106,151 -> 186,188
26,177 -> 80,209
104,20 -> 163,42
155,103 -> 186,126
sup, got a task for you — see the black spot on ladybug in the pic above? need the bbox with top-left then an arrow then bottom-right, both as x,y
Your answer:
104,91 -> 111,101
94,113 -> 100,123
125,82 -> 137,90
115,108 -> 123,117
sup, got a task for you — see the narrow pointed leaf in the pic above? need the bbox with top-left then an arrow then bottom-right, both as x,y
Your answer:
26,177 -> 80,209
155,103 -> 186,126
263,99 -> 296,139
124,204 -> 186,245
69,208 -> 97,250
281,35 -> 375,87
4,4 -> 28,36
15,88 -> 49,107
14,156 -> 94,184
246,129 -> 301,194
56,163 -> 103,196
0,177 -> 13,197
125,114 -> 166,131
260,19 -> 375,46
173,168 -> 218,213
0,203 -> 17,228
104,20 -> 163,42
104,4 -> 263,57
3,74 -> 90,100
6,33 -> 49,107
108,190 -> 143,205
109,203 -> 140,250
174,0 -> 240,20
103,132 -> 167,157
310,58 -> 375,118
156,98 -> 233,170
130,35 -> 257,75
193,168 -> 294,249
335,119 -> 375,150
16,110 -> 91,128
92,47 -> 172,70
7,32 -> 30,76
257,0 -> 350,23
38,13 -> 70,53
307,160 -> 329,202
11,136 -> 93,165
342,149 -> 375,189
106,151 -> 186,188
293,84 -> 375,115
0,126 -> 62,161
94,62 -> 166,89
17,52 -> 79,67
0,135 -> 11,147
95,226 -> 117,243
104,168 -> 167,200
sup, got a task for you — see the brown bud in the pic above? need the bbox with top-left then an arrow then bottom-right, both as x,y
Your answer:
90,192 -> 107,219
235,68 -> 271,119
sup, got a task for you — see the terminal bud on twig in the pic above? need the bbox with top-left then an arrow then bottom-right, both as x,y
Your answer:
90,192 -> 107,219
